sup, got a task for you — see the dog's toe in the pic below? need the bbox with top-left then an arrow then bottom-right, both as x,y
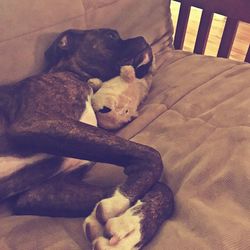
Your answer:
105,202 -> 142,241
95,190 -> 130,224
83,206 -> 103,243
93,232 -> 142,250
93,237 -> 110,250
103,200 -> 144,249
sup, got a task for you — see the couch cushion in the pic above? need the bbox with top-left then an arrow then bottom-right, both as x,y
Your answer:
0,0 -> 87,85
131,50 -> 250,250
0,16 -> 87,85
84,50 -> 250,249
83,0 -> 173,51
0,215 -> 87,250
0,0 -> 84,42
147,49 -> 243,108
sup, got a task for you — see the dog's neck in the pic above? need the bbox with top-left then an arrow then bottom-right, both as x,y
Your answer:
48,61 -> 94,83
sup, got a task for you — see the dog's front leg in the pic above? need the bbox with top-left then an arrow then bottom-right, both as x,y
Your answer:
9,118 -> 162,204
9,118 -> 174,249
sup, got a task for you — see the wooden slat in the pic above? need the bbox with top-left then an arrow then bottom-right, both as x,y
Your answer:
194,10 -> 213,54
245,45 -> 250,63
217,18 -> 239,58
174,2 -> 191,49
174,0 -> 250,23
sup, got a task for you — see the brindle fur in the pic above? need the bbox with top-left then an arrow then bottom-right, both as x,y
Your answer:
0,29 -> 174,249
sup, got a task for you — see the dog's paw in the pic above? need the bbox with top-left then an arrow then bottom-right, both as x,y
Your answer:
95,190 -> 130,224
104,200 -> 143,248
84,190 -> 144,249
91,200 -> 144,250
83,206 -> 104,242
83,190 -> 130,243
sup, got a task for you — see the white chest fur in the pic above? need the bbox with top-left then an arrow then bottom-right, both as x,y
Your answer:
60,95 -> 97,172
79,95 -> 98,127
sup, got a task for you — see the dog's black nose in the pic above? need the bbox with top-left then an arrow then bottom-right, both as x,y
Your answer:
99,106 -> 112,113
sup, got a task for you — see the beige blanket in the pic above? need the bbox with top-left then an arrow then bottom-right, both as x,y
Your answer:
1,50 -> 250,250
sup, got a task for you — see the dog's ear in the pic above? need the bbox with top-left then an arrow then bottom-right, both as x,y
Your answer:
58,35 -> 70,50
44,30 -> 75,71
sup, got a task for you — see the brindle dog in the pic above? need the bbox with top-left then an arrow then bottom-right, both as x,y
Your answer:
0,29 -> 174,250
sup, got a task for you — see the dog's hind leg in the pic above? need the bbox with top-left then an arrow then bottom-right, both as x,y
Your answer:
13,175 -> 114,217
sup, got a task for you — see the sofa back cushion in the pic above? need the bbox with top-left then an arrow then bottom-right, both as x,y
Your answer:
84,0 -> 173,51
0,0 -> 173,84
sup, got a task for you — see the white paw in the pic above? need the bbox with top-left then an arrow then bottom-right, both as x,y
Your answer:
105,200 -> 143,245
96,190 -> 130,223
84,191 -> 144,250
83,206 -> 103,242
92,200 -> 144,250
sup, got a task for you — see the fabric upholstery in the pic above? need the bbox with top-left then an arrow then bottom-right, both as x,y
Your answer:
1,1 -> 250,250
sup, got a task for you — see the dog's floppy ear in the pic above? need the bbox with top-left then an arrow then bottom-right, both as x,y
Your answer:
58,35 -> 70,50
44,30 -> 75,71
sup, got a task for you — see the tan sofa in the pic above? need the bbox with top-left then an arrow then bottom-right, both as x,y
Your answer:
0,1 -> 250,249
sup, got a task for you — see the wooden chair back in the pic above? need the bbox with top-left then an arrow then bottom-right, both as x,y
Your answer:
173,0 -> 250,62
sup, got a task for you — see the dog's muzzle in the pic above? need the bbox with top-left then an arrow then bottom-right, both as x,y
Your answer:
117,47 -> 153,78
134,47 -> 153,78
116,36 -> 153,78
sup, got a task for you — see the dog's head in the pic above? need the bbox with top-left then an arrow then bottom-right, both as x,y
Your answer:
45,29 -> 153,81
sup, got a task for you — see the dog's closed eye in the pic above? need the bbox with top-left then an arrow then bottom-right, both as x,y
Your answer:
99,106 -> 112,113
